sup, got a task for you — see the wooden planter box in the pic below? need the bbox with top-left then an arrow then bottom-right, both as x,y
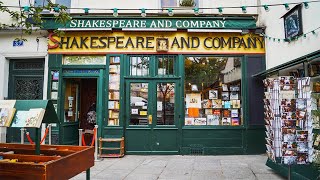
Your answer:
0,143 -> 94,180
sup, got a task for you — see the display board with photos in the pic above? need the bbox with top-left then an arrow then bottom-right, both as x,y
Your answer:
185,83 -> 241,126
263,76 -> 315,165
50,70 -> 59,114
108,56 -> 121,126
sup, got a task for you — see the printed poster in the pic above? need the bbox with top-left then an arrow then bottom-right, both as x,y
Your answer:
185,93 -> 201,108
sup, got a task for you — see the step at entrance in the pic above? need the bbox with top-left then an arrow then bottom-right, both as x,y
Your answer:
98,137 -> 124,158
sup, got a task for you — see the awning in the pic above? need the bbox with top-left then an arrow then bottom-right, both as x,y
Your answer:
252,50 -> 320,77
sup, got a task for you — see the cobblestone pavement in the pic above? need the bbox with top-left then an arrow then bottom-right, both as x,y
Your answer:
71,154 -> 285,180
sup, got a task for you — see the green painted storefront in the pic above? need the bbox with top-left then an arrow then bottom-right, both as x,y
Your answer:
45,17 -> 266,155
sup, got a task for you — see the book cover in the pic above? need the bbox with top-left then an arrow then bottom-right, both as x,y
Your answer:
109,65 -> 120,73
0,108 -> 16,127
222,117 -> 231,125
231,117 -> 240,125
185,118 -> 194,125
202,99 -> 212,109
111,56 -> 120,63
188,108 -> 199,117
25,108 -> 45,128
11,111 -> 29,128
52,71 -> 59,80
51,92 -> 58,100
232,100 -> 241,108
222,109 -> 231,117
108,101 -> 115,109
222,84 -> 228,91
223,101 -> 231,108
52,82 -> 59,91
207,115 -> 219,125
231,109 -> 238,117
194,118 -> 206,125
230,92 -> 239,100
204,109 -> 213,115
221,92 -> 229,101
211,99 -> 222,108
185,93 -> 201,108
230,85 -> 240,91
209,90 -> 218,99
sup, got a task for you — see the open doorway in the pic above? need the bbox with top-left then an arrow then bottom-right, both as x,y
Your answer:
64,78 -> 97,145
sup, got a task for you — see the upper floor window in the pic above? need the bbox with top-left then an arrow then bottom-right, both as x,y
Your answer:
161,0 -> 199,8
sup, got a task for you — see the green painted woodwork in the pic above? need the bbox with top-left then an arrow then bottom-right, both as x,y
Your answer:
42,17 -> 257,30
266,159 -> 319,180
245,127 -> 266,154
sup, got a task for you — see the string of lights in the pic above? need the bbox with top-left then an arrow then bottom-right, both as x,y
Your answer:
263,26 -> 320,43
1,0 -> 320,17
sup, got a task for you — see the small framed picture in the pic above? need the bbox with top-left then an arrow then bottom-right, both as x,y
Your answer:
209,90 -> 218,99
52,82 -> 59,90
52,71 -> 59,81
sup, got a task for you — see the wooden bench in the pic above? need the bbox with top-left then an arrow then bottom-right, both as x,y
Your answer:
98,137 -> 124,158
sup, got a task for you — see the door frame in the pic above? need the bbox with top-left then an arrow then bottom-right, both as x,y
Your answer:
124,78 -> 182,154
59,69 -> 104,145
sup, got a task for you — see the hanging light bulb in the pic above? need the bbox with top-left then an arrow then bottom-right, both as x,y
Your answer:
263,5 -> 270,12
241,6 -> 247,13
53,7 -> 60,16
168,8 -> 174,16
23,6 -> 30,16
303,2 -> 309,9
140,8 -> 146,17
218,7 -> 223,15
113,8 -> 118,17
83,8 -> 89,15
193,8 -> 199,16
284,3 -> 290,10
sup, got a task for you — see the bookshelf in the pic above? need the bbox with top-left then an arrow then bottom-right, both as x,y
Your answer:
108,57 -> 121,126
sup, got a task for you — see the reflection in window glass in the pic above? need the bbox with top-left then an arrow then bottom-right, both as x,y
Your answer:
157,56 -> 174,76
157,83 -> 175,125
130,83 -> 148,125
184,57 -> 242,126
129,56 -> 150,76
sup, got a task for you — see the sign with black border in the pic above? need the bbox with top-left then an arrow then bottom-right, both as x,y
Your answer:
283,4 -> 303,39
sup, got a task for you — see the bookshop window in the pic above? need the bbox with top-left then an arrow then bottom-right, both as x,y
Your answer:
184,57 -> 242,126
156,55 -> 175,76
129,56 -> 150,76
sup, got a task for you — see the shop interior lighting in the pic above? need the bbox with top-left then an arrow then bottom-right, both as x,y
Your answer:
53,7 -> 60,16
303,2 -> 309,9
140,8 -> 146,17
218,7 -> 223,15
113,8 -> 118,17
284,3 -> 290,10
83,8 -> 89,15
193,8 -> 199,16
167,8 -> 174,16
241,6 -> 247,13
263,5 -> 270,12
23,6 -> 30,15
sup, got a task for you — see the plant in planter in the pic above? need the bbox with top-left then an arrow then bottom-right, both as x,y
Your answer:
180,0 -> 196,7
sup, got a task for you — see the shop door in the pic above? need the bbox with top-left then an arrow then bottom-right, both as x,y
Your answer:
60,79 -> 81,145
125,79 -> 180,154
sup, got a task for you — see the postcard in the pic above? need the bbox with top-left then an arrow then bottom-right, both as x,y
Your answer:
282,156 -> 297,165
212,99 -> 222,108
186,93 -> 201,108
202,99 -> 212,109
209,90 -> 218,99
194,118 -> 207,125
185,118 -> 194,125
222,117 -> 231,125
296,130 -> 308,141
207,115 -> 220,125
282,127 -> 296,142
221,92 -> 229,101
297,153 -> 308,164
230,85 -> 240,91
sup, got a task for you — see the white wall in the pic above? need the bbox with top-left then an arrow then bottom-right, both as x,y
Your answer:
259,0 -> 320,69
70,0 -> 258,15
0,31 -> 49,100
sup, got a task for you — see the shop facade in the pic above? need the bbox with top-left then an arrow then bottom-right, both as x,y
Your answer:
45,17 -> 266,155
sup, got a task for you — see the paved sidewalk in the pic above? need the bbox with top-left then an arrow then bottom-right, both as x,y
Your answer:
71,154 -> 285,180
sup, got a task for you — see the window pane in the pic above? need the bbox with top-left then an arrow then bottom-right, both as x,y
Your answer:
157,83 -> 175,125
129,56 -> 150,76
157,55 -> 174,76
130,83 -> 148,125
184,57 -> 242,126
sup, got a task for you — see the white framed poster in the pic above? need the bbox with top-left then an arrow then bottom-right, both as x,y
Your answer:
185,93 -> 201,108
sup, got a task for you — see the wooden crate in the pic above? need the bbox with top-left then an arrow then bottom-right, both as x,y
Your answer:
0,143 -> 94,180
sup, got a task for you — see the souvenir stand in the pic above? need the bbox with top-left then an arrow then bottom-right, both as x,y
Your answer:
263,77 -> 319,179
0,100 -> 94,180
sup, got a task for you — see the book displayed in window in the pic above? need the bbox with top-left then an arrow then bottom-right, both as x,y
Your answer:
11,108 -> 45,128
108,56 -> 121,126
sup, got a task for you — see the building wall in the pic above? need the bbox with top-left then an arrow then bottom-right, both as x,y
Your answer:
0,32 -> 49,100
258,0 -> 320,69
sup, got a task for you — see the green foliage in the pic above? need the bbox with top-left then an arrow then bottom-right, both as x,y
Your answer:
0,0 -> 71,40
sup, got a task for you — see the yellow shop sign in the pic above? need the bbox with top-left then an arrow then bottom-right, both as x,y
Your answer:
48,31 -> 265,54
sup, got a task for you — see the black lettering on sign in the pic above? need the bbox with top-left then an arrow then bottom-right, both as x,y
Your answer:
171,37 -> 180,48
204,37 -> 212,48
90,37 -> 99,48
60,37 -> 70,49
80,37 -> 89,49
107,37 -> 116,48
146,37 -> 154,48
99,37 -> 107,48
136,37 -> 145,48
191,37 -> 200,48
116,36 -> 124,48
70,37 -> 79,48
125,37 -> 134,48
221,37 -> 232,48
181,37 -> 190,48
